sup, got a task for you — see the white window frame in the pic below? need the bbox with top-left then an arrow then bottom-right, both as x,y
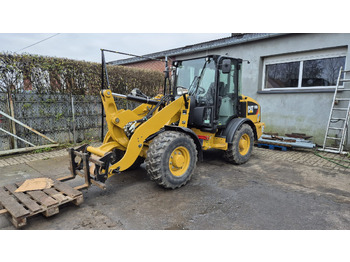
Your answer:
262,48 -> 347,91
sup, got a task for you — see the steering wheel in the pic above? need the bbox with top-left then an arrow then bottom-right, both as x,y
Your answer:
197,87 -> 205,95
195,87 -> 206,105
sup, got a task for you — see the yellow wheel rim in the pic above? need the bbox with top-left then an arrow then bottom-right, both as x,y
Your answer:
239,134 -> 250,156
169,146 -> 190,177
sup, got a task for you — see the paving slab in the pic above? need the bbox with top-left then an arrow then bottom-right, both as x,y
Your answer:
0,163 -> 42,185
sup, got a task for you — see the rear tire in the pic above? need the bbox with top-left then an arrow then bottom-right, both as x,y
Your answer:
145,131 -> 197,189
224,124 -> 254,165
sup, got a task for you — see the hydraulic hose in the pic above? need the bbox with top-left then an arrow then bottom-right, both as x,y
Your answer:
111,92 -> 160,105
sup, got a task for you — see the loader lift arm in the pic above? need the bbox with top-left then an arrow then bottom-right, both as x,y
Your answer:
93,90 -> 191,175
64,89 -> 191,188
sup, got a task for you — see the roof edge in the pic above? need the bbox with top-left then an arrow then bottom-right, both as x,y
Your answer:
108,33 -> 289,65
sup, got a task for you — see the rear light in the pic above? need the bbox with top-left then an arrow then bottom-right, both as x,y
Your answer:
197,135 -> 210,140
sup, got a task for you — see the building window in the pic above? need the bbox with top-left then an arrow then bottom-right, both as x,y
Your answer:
265,62 -> 300,88
302,57 -> 345,87
263,48 -> 347,90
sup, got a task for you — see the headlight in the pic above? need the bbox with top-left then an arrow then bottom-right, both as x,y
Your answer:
176,87 -> 188,96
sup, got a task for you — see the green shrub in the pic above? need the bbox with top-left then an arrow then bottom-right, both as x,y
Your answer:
0,53 -> 164,96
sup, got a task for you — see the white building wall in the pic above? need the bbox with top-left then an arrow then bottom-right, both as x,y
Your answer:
174,33 -> 350,147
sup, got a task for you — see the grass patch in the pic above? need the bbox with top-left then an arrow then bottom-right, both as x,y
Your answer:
33,147 -> 53,153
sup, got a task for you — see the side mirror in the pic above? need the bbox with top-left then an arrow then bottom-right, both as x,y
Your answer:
222,59 -> 232,74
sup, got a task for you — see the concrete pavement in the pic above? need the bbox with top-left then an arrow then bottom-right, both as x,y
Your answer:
0,146 -> 350,229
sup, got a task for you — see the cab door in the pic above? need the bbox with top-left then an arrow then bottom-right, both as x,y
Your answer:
217,58 -> 239,127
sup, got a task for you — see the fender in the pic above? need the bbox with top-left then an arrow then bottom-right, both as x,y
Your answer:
223,118 -> 257,144
164,125 -> 203,161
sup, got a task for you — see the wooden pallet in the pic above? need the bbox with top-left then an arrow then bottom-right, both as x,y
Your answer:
0,180 -> 83,228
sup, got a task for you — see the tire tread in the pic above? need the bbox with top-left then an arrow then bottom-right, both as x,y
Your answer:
145,131 -> 197,189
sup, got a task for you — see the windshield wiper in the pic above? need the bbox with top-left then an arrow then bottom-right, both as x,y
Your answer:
191,61 -> 208,95
188,76 -> 199,95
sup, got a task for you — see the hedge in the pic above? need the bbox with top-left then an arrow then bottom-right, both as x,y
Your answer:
0,53 -> 164,96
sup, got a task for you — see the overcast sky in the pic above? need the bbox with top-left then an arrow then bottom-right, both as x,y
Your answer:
0,0 -> 345,66
0,33 -> 231,63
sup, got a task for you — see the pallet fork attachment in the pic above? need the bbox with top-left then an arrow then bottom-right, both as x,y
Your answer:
57,144 -> 110,190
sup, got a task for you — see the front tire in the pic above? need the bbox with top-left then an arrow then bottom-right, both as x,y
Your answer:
145,131 -> 197,189
224,124 -> 254,165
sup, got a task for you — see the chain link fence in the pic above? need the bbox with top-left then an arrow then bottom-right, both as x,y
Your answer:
0,92 -> 139,152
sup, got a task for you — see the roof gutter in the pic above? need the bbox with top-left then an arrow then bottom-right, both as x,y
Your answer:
108,33 -> 290,65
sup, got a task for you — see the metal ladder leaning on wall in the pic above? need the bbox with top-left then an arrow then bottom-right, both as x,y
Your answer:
320,67 -> 350,154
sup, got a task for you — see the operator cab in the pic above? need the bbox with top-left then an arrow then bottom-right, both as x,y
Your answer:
173,55 -> 242,132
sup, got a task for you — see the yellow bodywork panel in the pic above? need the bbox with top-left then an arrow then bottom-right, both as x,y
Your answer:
240,95 -> 265,140
254,122 -> 264,139
240,95 -> 260,123
191,128 -> 228,151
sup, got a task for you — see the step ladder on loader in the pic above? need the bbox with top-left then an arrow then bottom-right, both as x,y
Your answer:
320,67 -> 350,154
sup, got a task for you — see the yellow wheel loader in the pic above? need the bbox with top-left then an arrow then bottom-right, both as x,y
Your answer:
61,52 -> 264,190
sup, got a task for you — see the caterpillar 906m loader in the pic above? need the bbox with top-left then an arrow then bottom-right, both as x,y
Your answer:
61,52 -> 264,190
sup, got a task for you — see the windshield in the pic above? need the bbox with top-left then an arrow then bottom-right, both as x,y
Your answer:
175,57 -> 216,97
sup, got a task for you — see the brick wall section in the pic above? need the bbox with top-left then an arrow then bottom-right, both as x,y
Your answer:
122,59 -> 172,73
121,59 -> 173,94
